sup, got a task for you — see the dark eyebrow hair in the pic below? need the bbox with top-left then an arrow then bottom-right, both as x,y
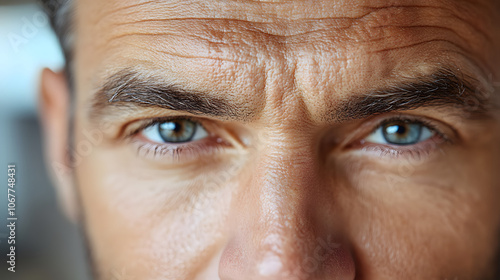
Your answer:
333,68 -> 493,122
90,69 -> 254,121
89,68 -> 493,124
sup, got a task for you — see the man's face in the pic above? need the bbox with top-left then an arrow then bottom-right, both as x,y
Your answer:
43,0 -> 500,279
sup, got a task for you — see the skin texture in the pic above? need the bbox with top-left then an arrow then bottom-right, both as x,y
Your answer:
40,0 -> 500,279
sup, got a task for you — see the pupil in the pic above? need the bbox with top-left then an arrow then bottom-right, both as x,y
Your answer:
396,126 -> 406,134
171,122 -> 182,134
162,122 -> 182,133
386,124 -> 406,135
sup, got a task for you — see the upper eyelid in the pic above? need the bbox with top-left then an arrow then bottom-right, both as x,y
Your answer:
368,115 -> 444,136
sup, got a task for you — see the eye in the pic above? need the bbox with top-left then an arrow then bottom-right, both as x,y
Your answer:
141,118 -> 209,144
364,119 -> 435,146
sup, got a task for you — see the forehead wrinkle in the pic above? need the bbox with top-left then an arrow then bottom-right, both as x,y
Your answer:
123,40 -> 248,65
353,6 -> 495,75
79,0 -> 500,115
355,6 -> 491,51
96,0 -> 374,24
101,22 -> 474,75
87,0 -> 498,56
360,5 -> 493,44
92,0 -> 492,44
100,2 -> 492,51
361,3 -> 493,41
95,0 -> 495,29
97,8 -> 493,110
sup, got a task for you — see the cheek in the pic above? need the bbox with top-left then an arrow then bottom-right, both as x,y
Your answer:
341,152 -> 500,278
75,143 -> 236,278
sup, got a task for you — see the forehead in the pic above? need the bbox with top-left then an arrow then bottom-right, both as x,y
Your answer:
74,0 -> 499,108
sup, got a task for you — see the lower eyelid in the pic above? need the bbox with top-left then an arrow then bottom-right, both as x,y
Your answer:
130,135 -> 231,163
352,133 -> 446,160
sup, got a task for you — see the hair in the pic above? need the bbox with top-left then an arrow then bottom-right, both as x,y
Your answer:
39,0 -> 74,82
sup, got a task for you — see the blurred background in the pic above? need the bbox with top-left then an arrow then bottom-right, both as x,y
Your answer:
0,0 -> 91,279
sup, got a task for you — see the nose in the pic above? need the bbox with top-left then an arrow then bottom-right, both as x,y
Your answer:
218,142 -> 356,280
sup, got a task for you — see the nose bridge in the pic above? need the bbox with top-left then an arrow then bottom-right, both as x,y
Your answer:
219,141 -> 356,279
221,143 -> 320,277
256,144 -> 319,248
256,143 -> 318,231
256,147 -> 324,276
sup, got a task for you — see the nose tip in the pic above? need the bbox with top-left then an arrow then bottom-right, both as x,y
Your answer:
257,253 -> 285,276
219,234 -> 356,280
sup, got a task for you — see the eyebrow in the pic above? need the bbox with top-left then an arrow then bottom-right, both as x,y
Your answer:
89,68 -> 493,124
333,68 -> 493,122
90,69 -> 253,122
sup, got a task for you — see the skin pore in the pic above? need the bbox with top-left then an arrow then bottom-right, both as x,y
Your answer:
40,0 -> 500,279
